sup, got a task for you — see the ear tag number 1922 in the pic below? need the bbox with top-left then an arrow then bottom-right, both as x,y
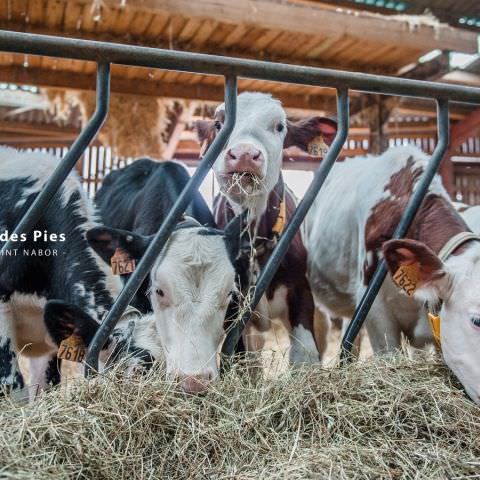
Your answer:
111,248 -> 136,275
57,334 -> 86,363
392,263 -> 420,297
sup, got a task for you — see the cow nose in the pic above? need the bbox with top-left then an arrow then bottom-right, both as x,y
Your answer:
177,372 -> 212,394
225,143 -> 263,174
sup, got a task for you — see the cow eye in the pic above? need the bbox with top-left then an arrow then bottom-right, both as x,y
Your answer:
276,123 -> 284,133
471,315 -> 480,328
214,120 -> 222,131
156,288 -> 164,297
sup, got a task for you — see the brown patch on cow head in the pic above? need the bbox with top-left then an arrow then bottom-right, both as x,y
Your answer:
383,239 -> 445,285
194,109 -> 225,157
284,117 -> 338,152
363,156 -> 472,286
363,157 -> 423,284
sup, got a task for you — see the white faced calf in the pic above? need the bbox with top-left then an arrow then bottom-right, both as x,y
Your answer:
196,92 -> 337,364
87,218 -> 241,393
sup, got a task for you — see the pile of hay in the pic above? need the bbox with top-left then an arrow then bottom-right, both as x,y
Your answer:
45,88 -> 174,158
1,354 -> 478,479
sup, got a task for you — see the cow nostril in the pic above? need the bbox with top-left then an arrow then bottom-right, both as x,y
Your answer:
252,149 -> 261,160
226,148 -> 237,160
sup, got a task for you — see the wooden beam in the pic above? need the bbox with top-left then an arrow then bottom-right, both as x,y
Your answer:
0,23 -> 393,75
62,0 -> 477,53
164,102 -> 196,159
0,119 -> 79,137
441,71 -> 480,87
0,65 -> 338,111
451,108 -> 480,149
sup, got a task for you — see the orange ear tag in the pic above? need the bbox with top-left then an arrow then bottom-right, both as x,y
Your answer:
307,135 -> 329,157
392,263 -> 420,297
427,313 -> 441,348
111,248 -> 136,276
57,334 -> 86,363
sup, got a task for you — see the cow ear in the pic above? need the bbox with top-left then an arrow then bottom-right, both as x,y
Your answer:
194,120 -> 217,157
194,120 -> 215,143
44,300 -> 100,347
284,117 -> 338,151
223,211 -> 248,262
383,239 -> 448,297
87,226 -> 153,263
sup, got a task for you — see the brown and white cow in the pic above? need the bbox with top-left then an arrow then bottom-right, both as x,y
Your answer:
196,92 -> 337,363
304,145 -> 480,403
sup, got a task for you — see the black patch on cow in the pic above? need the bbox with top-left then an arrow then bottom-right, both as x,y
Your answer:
45,355 -> 61,386
0,179 -> 115,320
94,159 -> 216,313
44,300 -> 102,346
0,338 -> 24,390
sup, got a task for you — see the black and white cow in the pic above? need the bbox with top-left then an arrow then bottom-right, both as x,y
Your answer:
0,147 -> 161,400
196,92 -> 337,363
88,158 -> 243,393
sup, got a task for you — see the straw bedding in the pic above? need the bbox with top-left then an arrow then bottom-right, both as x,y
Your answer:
1,353 -> 478,479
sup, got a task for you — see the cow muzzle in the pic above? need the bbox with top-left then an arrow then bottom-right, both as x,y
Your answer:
225,143 -> 264,176
177,372 -> 213,394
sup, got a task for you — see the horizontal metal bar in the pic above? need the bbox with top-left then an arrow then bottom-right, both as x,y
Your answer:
0,62 -> 110,259
84,75 -> 238,375
340,99 -> 450,362
1,30 -> 480,104
221,88 -> 350,359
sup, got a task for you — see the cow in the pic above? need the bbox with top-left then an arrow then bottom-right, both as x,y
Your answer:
88,158 -> 243,393
304,145 -> 480,404
458,203 -> 480,233
195,92 -> 338,364
0,147 -> 162,400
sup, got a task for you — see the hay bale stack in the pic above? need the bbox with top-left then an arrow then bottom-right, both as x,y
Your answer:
1,354 -> 478,479
45,88 -> 174,158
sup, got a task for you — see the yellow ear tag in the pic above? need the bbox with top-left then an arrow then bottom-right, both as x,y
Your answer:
57,334 -> 86,363
427,313 -> 441,348
111,248 -> 136,276
308,135 -> 329,157
392,263 -> 420,297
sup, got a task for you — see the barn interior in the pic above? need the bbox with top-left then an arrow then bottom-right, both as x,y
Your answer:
1,0 -> 480,203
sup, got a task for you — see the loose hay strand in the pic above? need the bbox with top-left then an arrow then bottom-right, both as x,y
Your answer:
0,354 -> 478,479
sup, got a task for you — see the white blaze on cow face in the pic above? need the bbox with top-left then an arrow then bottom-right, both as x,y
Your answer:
149,228 -> 236,391
213,92 -> 287,216
437,246 -> 480,404
383,239 -> 480,404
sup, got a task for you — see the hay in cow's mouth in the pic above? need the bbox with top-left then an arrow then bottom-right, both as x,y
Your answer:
1,353 -> 479,479
220,171 -> 265,196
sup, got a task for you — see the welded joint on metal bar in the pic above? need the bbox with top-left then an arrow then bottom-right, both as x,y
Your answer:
339,99 -> 450,363
220,88 -> 350,360
84,75 -> 238,377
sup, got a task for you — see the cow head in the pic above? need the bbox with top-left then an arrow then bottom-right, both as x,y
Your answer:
86,216 -> 243,393
383,239 -> 480,404
195,92 -> 337,217
44,300 -> 156,374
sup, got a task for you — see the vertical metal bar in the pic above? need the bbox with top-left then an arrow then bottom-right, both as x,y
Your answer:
340,99 -> 450,361
221,88 -> 350,359
0,62 -> 111,259
85,75 -> 238,376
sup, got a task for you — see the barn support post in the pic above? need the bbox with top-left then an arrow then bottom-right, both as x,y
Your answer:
0,62 -> 111,259
221,87 -> 350,361
85,75 -> 238,376
340,100 -> 450,362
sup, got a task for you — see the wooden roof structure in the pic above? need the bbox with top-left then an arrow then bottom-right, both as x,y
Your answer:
0,0 -> 479,166
0,0 -> 477,109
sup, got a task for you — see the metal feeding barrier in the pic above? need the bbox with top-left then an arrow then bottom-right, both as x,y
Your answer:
1,31 -> 480,373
